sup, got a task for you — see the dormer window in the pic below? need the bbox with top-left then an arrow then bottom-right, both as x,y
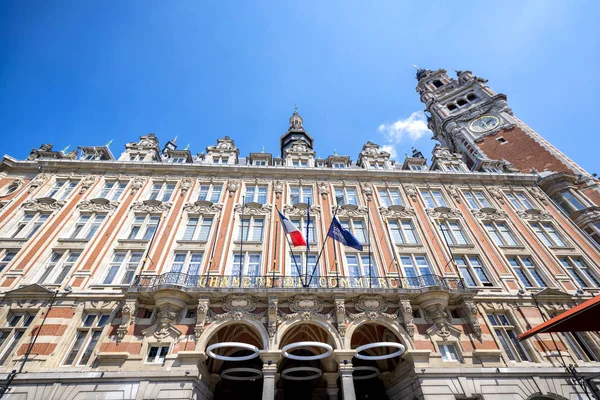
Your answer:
483,167 -> 502,173
369,162 -> 385,169
332,163 -> 346,169
81,152 -> 101,161
213,157 -> 229,165
433,80 -> 443,88
129,154 -> 144,161
292,160 -> 308,167
170,157 -> 186,163
409,164 -> 426,171
253,160 -> 267,166
444,164 -> 464,172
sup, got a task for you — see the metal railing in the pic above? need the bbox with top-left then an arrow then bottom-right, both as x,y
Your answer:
131,272 -> 466,290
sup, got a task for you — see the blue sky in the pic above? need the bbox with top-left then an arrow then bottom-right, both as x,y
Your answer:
1,0 -> 598,172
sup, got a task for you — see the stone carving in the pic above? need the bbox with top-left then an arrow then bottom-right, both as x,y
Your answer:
462,299 -> 482,340
454,103 -> 493,123
1,178 -> 24,197
529,187 -> 549,205
117,300 -> 137,343
267,296 -> 278,339
79,175 -> 97,194
446,185 -> 461,203
234,202 -> 272,215
334,205 -> 368,217
334,297 -> 346,337
273,180 -> 283,199
517,209 -> 553,221
145,304 -> 183,342
472,208 -> 508,220
180,178 -> 192,195
131,200 -> 171,212
78,199 -> 119,211
425,207 -> 462,219
283,203 -> 320,216
28,174 -> 48,193
183,201 -> 222,214
130,177 -> 146,194
423,304 -> 458,339
379,206 -> 416,218
361,183 -> 373,200
22,198 -> 65,211
291,143 -> 308,152
404,185 -> 418,201
227,180 -> 239,197
318,182 -> 329,197
194,298 -> 209,341
353,294 -> 388,313
487,187 -> 505,204
221,294 -> 258,313
288,294 -> 324,313
399,297 -> 414,338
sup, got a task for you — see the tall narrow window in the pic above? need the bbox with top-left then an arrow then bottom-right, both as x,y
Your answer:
488,313 -> 531,362
437,220 -> 468,245
170,252 -> 204,275
334,187 -> 358,206
47,180 -> 77,200
345,254 -> 378,283
530,222 -> 567,247
290,186 -> 313,204
63,314 -> 110,366
0,251 -> 17,274
291,218 -> 316,243
388,220 -> 418,244
232,253 -> 262,277
340,219 -> 367,243
508,256 -> 546,288
182,216 -> 213,241
0,312 -> 36,365
146,345 -> 169,364
484,221 -> 519,246
238,217 -> 264,242
454,256 -> 492,287
148,183 -> 175,202
197,184 -> 222,203
128,215 -> 160,240
505,192 -> 534,211
99,181 -> 127,201
559,257 -> 600,288
245,185 -> 268,204
70,214 -> 106,240
400,255 -> 433,287
103,251 -> 143,285
562,332 -> 599,362
420,189 -> 447,208
38,251 -> 80,284
10,212 -> 50,239
439,344 -> 460,362
378,188 -> 403,207
463,191 -> 492,210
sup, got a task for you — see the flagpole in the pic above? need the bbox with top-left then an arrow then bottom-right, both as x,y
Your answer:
272,220 -> 279,288
305,198 -> 311,287
206,215 -> 221,279
239,195 -> 245,287
276,205 -> 304,286
367,199 -> 372,288
307,199 -> 341,287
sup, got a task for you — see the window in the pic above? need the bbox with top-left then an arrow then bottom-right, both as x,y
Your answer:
340,219 -> 367,243
455,256 -> 492,287
10,212 -> 50,239
332,163 -> 346,169
290,253 -> 319,278
182,216 -> 213,241
585,223 -> 600,245
0,312 -> 36,365
369,162 -> 385,169
420,189 -> 447,208
457,99 -> 468,107
388,220 -> 418,244
2,183 -> 19,196
212,157 -> 229,164
488,313 -> 531,362
291,218 -> 315,243
484,221 -> 519,246
245,185 -> 268,204
185,309 -> 196,319
530,222 -> 567,247
335,187 -> 358,206
483,166 -> 502,173
63,314 -> 110,366
197,184 -> 222,203
562,332 -> 599,362
345,254 -> 378,283
409,164 -> 426,171
99,181 -> 127,201
38,251 -> 81,284
253,160 -> 267,166
47,180 -> 77,200
148,183 -> 175,202
439,344 -> 460,362
555,190 -> 587,215
496,137 -> 507,144
170,157 -> 186,163
508,256 -> 546,288
505,192 -> 534,211
69,214 -> 106,240
559,257 -> 600,288
128,214 -> 160,240
0,251 -> 17,274
447,104 -> 457,112
238,217 -> 264,241
378,188 -> 403,208
437,220 -> 468,245
170,252 -> 204,275
463,191 -> 492,210
400,255 -> 434,287
466,93 -> 478,102
432,79 -> 443,88
129,154 -> 144,161
146,345 -> 169,364
444,163 -> 464,172
232,253 -> 262,277
290,186 -> 313,205
103,251 -> 143,285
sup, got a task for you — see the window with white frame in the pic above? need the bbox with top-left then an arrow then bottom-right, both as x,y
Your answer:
409,164 -> 426,171
505,192 -> 535,211
290,218 -> 315,243
0,312 -> 36,365
555,190 -> 587,215
197,184 -> 222,203
170,252 -> 204,275
212,157 -> 229,164
9,212 -> 50,239
378,188 -> 403,207
388,220 -> 418,244
47,180 -> 78,200
334,187 -> 358,206
332,163 -> 346,169
129,153 -> 145,161
561,331 -> 599,362
454,256 -> 492,287
437,220 -> 468,245
170,157 -> 186,163
127,214 -> 160,240
420,189 -> 447,208
507,256 -> 546,288
530,222 -> 567,247
559,257 -> 600,288
488,313 -> 531,362
290,186 -> 313,205
399,255 -> 434,286
585,223 -> 600,246
146,345 -> 169,364
439,343 -> 460,362
232,253 -> 262,277
182,216 -> 213,241
38,251 -> 81,285
290,253 -> 319,278
345,254 -> 378,281
292,160 -> 308,167
99,181 -> 127,201
443,163 -> 464,172
148,182 -> 175,202
369,162 -> 385,169
484,221 -> 519,246
69,214 -> 106,240
63,313 -> 110,366
238,217 -> 264,242
340,219 -> 367,243
244,185 -> 268,204
483,166 -> 502,173
463,191 -> 492,210
2,182 -> 19,196
0,251 -> 17,274
253,160 -> 267,166
103,251 -> 143,285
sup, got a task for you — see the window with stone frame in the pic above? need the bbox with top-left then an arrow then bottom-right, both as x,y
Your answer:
46,180 -> 78,200
290,186 -> 313,205
530,222 -> 568,247
332,163 -> 346,169
443,163 -> 465,172
63,313 -> 111,366
170,157 -> 186,163
420,189 -> 447,208
561,330 -> 599,362
0,312 -> 36,365
399,255 -> 434,287
170,252 -> 204,275
290,253 -> 319,280
388,220 -> 418,245
439,343 -> 461,362
483,221 -> 520,247
292,160 -> 308,167
377,188 -> 404,208
585,223 -> 600,246
69,213 -> 106,240
345,254 -> 378,286
244,184 -> 268,204
8,212 -> 50,239
334,187 -> 358,206
290,217 -> 316,244
487,313 -> 532,362
197,184 -> 223,203
409,164 -> 426,171
103,251 -> 143,285
146,345 -> 169,364
1,182 -> 19,196
559,257 -> 600,288
231,252 -> 262,278
127,214 -> 160,240
554,189 -> 588,215
505,191 -> 535,211
463,190 -> 492,210
436,220 -> 469,245
99,181 -> 127,201
182,215 -> 214,241
454,256 -> 492,288
340,219 -> 367,244
148,182 -> 175,202
38,250 -> 81,285
238,216 -> 264,242
507,256 -> 547,288
0,250 -> 17,274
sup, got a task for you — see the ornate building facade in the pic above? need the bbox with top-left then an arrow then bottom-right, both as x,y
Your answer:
0,94 -> 598,399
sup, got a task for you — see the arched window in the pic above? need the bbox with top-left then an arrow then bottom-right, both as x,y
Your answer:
447,104 -> 457,111
432,80 -> 443,88
457,99 -> 468,107
467,93 -> 478,102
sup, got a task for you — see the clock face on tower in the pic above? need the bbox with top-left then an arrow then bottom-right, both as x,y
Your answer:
468,115 -> 500,133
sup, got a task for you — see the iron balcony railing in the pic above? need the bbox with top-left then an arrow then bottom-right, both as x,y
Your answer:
131,272 -> 466,290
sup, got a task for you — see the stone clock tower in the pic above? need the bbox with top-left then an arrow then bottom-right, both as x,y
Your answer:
416,67 -> 600,243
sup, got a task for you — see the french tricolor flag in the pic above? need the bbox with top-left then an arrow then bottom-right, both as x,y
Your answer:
277,210 -> 307,247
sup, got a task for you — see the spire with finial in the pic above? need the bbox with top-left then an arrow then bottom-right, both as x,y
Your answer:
105,139 -> 113,148
172,135 -> 178,144
412,64 -> 429,81
184,143 -> 190,150
61,145 -> 70,154
452,67 -> 463,77
290,105 -> 303,129
261,146 -> 265,153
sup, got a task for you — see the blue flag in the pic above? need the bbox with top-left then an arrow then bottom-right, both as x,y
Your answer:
327,217 -> 364,251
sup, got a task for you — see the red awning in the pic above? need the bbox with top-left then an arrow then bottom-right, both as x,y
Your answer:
518,294 -> 600,341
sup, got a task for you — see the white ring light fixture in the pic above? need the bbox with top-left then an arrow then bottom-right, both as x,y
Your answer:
281,366 -> 323,381
221,367 -> 263,381
352,366 -> 380,380
282,341 -> 334,361
354,342 -> 406,361
206,342 -> 260,362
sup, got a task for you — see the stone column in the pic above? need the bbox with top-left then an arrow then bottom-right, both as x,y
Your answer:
323,372 -> 340,400
260,350 -> 281,400
334,350 -> 356,400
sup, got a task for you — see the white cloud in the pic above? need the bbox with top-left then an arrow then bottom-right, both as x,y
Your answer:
377,111 -> 431,160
